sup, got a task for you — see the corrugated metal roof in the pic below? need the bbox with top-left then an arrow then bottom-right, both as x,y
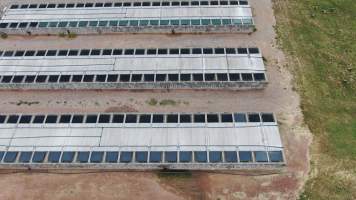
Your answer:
2,6 -> 252,22
0,54 -> 264,74
0,113 -> 284,168
0,123 -> 283,152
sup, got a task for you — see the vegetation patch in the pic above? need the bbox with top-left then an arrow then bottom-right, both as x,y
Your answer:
157,171 -> 204,199
0,33 -> 8,39
157,171 -> 193,180
146,98 -> 187,106
159,99 -> 177,106
58,32 -> 77,39
146,98 -> 158,106
9,100 -> 40,106
58,32 -> 66,37
67,32 -> 77,39
273,0 -> 356,199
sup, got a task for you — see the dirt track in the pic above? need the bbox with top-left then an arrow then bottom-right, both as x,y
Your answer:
0,0 -> 311,199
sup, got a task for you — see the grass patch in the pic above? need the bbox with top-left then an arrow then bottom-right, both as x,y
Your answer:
67,32 -> 77,39
146,99 -> 189,106
58,32 -> 77,39
159,99 -> 177,106
183,101 -> 190,105
146,98 -> 158,106
273,0 -> 356,199
0,33 -> 8,39
9,100 -> 40,106
58,32 -> 66,37
157,171 -> 204,199
157,171 -> 193,180
253,25 -> 257,32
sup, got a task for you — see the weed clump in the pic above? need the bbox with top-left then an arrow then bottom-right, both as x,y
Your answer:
58,32 -> 66,37
58,32 -> 77,39
146,98 -> 158,106
159,99 -> 177,106
67,32 -> 77,39
0,33 -> 8,39
157,171 -> 192,180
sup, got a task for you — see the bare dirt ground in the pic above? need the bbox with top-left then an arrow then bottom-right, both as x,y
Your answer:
0,0 -> 312,199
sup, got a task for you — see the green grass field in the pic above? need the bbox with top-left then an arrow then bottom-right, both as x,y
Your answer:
273,0 -> 356,199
